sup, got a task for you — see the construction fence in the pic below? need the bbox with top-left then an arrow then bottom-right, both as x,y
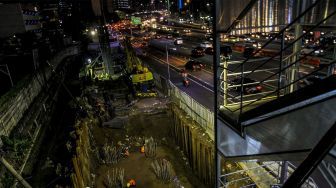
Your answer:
169,84 -> 214,140
71,120 -> 93,188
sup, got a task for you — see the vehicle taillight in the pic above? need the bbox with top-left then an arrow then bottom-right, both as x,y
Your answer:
256,86 -> 262,90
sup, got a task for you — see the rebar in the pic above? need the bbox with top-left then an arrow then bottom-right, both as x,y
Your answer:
145,137 -> 157,158
101,143 -> 123,164
151,158 -> 174,183
104,168 -> 124,188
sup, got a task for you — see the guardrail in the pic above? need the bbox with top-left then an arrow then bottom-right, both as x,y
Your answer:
169,82 -> 214,140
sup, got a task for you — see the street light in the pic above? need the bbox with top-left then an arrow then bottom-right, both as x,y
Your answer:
166,44 -> 177,83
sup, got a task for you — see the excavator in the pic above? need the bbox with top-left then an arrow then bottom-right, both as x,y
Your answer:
123,36 -> 157,97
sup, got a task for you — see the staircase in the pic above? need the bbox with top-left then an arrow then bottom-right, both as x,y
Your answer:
216,0 -> 336,187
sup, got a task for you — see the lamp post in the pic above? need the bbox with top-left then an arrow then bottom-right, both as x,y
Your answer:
166,44 -> 171,82
165,43 -> 177,83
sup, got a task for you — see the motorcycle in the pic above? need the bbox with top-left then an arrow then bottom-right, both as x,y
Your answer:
181,69 -> 190,87
183,78 -> 190,87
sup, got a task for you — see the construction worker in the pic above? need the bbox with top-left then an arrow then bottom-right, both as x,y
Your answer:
126,179 -> 136,187
140,145 -> 145,153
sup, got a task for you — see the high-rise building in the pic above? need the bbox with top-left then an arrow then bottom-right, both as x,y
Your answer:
114,0 -> 130,9
0,4 -> 42,38
58,0 -> 72,19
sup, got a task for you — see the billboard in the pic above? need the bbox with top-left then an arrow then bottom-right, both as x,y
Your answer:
131,16 -> 141,25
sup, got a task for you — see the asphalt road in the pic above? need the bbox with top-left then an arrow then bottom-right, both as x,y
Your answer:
141,53 -> 215,110
122,29 -> 322,110
148,38 -> 280,102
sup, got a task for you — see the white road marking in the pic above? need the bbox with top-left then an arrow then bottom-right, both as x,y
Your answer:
149,55 -> 214,92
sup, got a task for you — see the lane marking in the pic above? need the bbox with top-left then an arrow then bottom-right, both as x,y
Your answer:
148,55 -> 214,92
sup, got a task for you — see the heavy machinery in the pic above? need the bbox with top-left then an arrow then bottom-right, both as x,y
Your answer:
123,36 -> 156,97
82,54 -> 124,81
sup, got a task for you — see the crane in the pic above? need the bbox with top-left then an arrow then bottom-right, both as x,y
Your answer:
123,36 -> 156,97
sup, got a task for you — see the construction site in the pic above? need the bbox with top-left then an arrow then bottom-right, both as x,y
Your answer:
0,25 -> 217,187
2,0 -> 336,187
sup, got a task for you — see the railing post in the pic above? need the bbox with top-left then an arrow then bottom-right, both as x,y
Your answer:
223,58 -> 228,106
277,32 -> 285,98
239,63 -> 244,116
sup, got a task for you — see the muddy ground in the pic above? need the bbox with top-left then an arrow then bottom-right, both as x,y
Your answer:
91,98 -> 206,188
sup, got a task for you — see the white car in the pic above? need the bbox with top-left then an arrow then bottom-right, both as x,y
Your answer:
301,45 -> 324,56
174,38 -> 183,45
200,41 -> 213,48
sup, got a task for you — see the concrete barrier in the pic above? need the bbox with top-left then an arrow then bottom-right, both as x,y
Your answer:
0,46 -> 80,144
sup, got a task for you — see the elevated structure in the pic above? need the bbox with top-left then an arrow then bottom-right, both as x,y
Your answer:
215,0 -> 336,187
0,4 -> 41,38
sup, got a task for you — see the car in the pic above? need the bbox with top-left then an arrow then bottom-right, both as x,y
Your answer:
205,33 -> 213,41
174,37 -> 183,45
185,60 -> 204,71
205,47 -> 214,55
200,41 -> 212,48
191,46 -> 205,57
243,47 -> 258,58
230,77 -> 263,94
167,34 -> 173,39
154,35 -> 161,39
220,45 -> 232,59
183,29 -> 191,33
301,45 -> 325,56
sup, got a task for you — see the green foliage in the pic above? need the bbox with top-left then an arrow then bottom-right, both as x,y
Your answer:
0,171 -> 15,188
0,135 -> 31,154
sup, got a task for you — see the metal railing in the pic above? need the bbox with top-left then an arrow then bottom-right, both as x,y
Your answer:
218,1 -> 336,127
219,161 -> 318,188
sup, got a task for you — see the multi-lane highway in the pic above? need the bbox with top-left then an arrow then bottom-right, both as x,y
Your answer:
113,22 -> 328,112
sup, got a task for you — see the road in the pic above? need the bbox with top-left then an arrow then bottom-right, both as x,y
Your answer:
119,26 -> 325,110
147,38 -> 280,103
141,53 -> 215,110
